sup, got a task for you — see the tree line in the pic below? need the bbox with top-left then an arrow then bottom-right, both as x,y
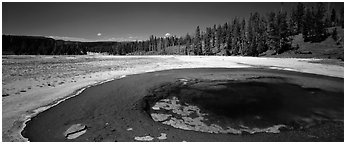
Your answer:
3,35 -> 151,55
3,2 -> 343,56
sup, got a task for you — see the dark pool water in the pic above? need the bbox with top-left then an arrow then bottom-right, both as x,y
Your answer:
147,79 -> 344,132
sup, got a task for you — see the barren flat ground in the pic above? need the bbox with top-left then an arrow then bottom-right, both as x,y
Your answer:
2,55 -> 344,142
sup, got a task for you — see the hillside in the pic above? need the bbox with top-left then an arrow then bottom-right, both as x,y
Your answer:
262,27 -> 344,61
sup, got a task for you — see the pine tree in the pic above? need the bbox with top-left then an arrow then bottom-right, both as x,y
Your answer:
277,11 -> 291,53
246,12 -> 268,56
247,13 -> 256,56
289,8 -> 299,35
184,33 -> 192,55
225,22 -> 233,55
257,15 -> 269,54
222,22 -> 228,44
204,27 -> 212,55
154,36 -> 158,51
212,24 -> 216,50
240,19 -> 247,55
314,2 -> 327,42
303,8 -> 313,42
296,3 -> 305,33
331,8 -> 336,26
231,17 -> 241,55
216,24 -> 222,52
267,12 -> 280,53
194,26 -> 202,55
149,35 -> 154,51
218,23 -> 229,55
302,3 -> 328,42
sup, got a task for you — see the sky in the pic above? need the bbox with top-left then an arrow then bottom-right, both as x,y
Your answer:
2,2 -> 343,42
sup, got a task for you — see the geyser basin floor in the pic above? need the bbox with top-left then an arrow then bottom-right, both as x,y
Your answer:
21,68 -> 343,142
